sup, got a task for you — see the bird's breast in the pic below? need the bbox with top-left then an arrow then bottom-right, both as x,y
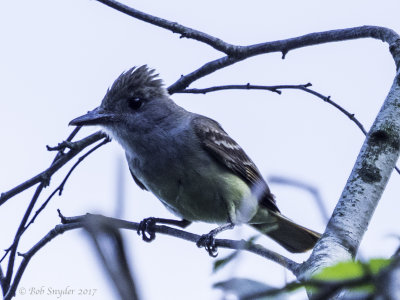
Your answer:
127,149 -> 258,224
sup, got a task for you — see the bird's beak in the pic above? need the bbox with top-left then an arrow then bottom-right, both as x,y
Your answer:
69,107 -> 116,126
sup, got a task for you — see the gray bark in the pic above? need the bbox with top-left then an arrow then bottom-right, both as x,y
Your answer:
296,39 -> 400,297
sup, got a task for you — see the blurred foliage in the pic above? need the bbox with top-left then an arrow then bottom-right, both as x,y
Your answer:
213,258 -> 394,299
213,236 -> 260,273
214,278 -> 290,300
314,258 -> 391,280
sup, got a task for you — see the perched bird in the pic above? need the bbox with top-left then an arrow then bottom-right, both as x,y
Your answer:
70,65 -> 320,256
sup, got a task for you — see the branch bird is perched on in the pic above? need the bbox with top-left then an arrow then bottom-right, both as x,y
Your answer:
70,65 -> 320,256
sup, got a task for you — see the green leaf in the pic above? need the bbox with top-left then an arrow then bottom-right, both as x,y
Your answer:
313,260 -> 364,281
313,258 -> 391,281
368,258 -> 391,273
311,258 -> 392,294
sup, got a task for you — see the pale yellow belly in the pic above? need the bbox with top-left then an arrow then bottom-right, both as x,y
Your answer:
148,164 -> 259,225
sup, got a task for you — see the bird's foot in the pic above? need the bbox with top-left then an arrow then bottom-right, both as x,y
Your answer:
137,217 -> 157,242
196,223 -> 235,257
137,217 -> 191,242
196,231 -> 218,257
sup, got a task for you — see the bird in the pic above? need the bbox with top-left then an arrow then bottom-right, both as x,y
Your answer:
69,65 -> 321,256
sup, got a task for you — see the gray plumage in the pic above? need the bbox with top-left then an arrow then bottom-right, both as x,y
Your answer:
70,65 -> 320,253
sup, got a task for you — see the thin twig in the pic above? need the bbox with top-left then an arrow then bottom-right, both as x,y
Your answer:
93,0 -> 400,176
4,222 -> 82,300
95,0 -> 239,56
46,140 -> 77,151
52,126 -> 81,161
0,266 -> 5,296
24,137 -> 111,233
3,2 -> 400,297
64,212 -> 299,272
93,1 -> 400,93
168,55 -> 244,94
179,83 -> 286,94
3,183 -> 45,290
300,81 -> 400,177
180,83 -> 400,175
179,83 -> 367,135
96,0 -> 400,61
166,26 -> 400,92
244,26 -> 399,59
1,138 -> 109,266
5,212 -> 298,300
3,128 -> 89,288
0,131 -> 107,206
0,130 -> 108,292
299,87 -> 367,135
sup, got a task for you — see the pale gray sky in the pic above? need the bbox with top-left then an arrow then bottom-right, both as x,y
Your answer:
1,0 -> 400,299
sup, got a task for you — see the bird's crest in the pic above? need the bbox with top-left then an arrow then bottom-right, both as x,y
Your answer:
103,65 -> 167,106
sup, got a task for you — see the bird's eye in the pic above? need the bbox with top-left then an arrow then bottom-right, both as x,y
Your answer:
128,97 -> 143,110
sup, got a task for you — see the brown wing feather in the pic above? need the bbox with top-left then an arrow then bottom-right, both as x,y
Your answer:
192,116 -> 279,212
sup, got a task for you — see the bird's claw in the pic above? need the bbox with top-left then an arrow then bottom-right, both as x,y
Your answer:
197,233 -> 218,257
137,217 -> 156,242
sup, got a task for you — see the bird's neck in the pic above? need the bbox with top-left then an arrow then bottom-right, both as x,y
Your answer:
108,102 -> 191,159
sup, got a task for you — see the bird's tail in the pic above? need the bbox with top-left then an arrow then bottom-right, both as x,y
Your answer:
251,211 -> 321,253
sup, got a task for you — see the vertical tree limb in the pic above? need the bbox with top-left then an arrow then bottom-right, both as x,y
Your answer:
298,44 -> 400,288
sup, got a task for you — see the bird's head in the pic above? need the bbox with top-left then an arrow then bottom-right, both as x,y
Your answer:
69,65 -> 175,134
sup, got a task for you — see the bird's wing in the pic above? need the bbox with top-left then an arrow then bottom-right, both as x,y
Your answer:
128,167 -> 148,191
192,116 -> 279,212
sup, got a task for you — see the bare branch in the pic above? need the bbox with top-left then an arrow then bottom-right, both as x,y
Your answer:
3,2 -> 400,297
0,266 -> 5,297
93,1 -> 400,94
95,1 -> 400,61
46,140 -> 78,151
168,55 -> 241,93
299,49 -> 400,286
0,130 -> 109,293
0,131 -> 107,206
4,222 -> 82,300
244,26 -> 400,60
95,0 -> 238,55
180,83 -> 400,176
179,82 -> 367,134
24,136 -> 111,233
52,127 -> 81,157
299,88 -> 367,136
4,212 -> 299,299
168,26 -> 400,92
63,213 -> 299,273
3,182 -> 45,290
178,83 -> 286,94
